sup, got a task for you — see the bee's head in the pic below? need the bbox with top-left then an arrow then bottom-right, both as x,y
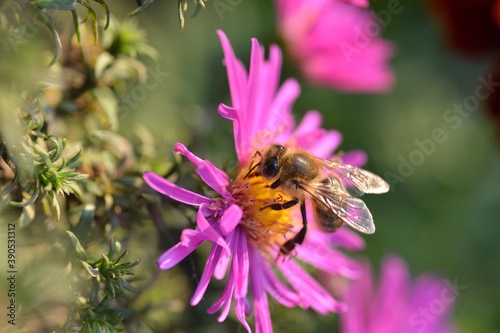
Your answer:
259,144 -> 285,178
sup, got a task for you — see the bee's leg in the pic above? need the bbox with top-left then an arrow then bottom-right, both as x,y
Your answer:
260,197 -> 299,211
270,179 -> 281,189
280,202 -> 307,254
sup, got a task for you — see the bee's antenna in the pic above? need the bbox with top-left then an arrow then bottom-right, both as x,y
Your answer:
243,151 -> 263,179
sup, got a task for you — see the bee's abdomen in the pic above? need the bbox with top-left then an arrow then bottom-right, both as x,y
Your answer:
314,201 -> 343,232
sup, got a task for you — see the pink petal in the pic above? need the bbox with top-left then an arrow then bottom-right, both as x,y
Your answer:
218,104 -> 238,120
306,130 -> 343,158
214,229 -> 235,280
371,256 -> 411,332
217,30 -> 301,164
293,110 -> 323,136
341,0 -> 369,8
249,252 -> 273,333
143,171 -> 211,206
197,161 -> 231,197
341,259 -> 374,332
232,228 -> 249,299
276,0 -> 394,93
235,298 -> 252,333
219,204 -> 243,235
207,268 -> 235,322
196,207 -> 230,255
246,38 -> 263,138
174,143 -> 231,196
157,229 -> 205,270
190,244 -> 223,306
279,259 -> 347,314
268,78 -> 300,134
257,248 -> 302,307
287,110 -> 343,158
327,227 -> 366,251
341,149 -> 368,167
296,234 -> 361,279
217,30 -> 247,112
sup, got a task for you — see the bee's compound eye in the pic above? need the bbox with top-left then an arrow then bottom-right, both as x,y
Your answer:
261,158 -> 279,178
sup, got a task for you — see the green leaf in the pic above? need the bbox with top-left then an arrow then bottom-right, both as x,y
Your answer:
80,260 -> 100,277
73,204 -> 95,243
114,249 -> 128,263
66,148 -> 84,168
120,279 -> 138,293
10,179 -> 40,208
114,258 -> 141,270
72,10 -> 81,42
106,313 -> 122,327
91,0 -> 110,29
66,230 -> 88,260
107,280 -> 116,298
46,135 -> 65,162
2,172 -> 20,196
49,190 -> 61,220
34,9 -> 63,66
108,239 -> 121,259
77,0 -> 99,44
127,0 -> 155,16
33,0 -> 77,11
177,0 -> 186,30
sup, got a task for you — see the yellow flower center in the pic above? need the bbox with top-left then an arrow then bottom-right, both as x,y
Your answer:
230,166 -> 301,260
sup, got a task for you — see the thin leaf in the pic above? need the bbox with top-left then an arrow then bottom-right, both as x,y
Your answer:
2,172 -> 20,196
127,0 -> 155,16
10,179 -> 40,208
120,279 -> 138,293
81,260 -> 100,277
66,148 -> 84,168
34,0 -> 77,11
177,0 -> 185,30
72,10 -> 81,42
91,0 -> 110,29
34,9 -> 63,66
77,0 -> 98,44
46,135 -> 64,162
67,231 -> 88,260
73,204 -> 95,243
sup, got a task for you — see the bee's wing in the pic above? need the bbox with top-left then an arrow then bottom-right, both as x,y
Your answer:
303,181 -> 376,234
322,161 -> 390,197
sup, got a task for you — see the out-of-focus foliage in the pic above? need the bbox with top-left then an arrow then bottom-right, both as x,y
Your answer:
1,0 -> 500,332
0,11 -> 175,331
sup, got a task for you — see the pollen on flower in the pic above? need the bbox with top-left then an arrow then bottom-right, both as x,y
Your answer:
230,166 -> 300,259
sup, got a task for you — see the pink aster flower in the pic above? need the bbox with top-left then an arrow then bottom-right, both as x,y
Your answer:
144,30 -> 373,332
275,0 -> 394,92
341,256 -> 457,333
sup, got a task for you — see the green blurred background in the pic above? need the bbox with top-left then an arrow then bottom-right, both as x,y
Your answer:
3,0 -> 500,332
106,0 -> 500,331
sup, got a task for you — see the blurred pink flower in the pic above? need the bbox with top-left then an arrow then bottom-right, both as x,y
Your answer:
341,256 -> 457,333
342,0 -> 369,8
144,30 -> 369,332
275,0 -> 394,92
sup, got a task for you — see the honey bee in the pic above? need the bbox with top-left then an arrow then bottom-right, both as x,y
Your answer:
246,144 -> 390,254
